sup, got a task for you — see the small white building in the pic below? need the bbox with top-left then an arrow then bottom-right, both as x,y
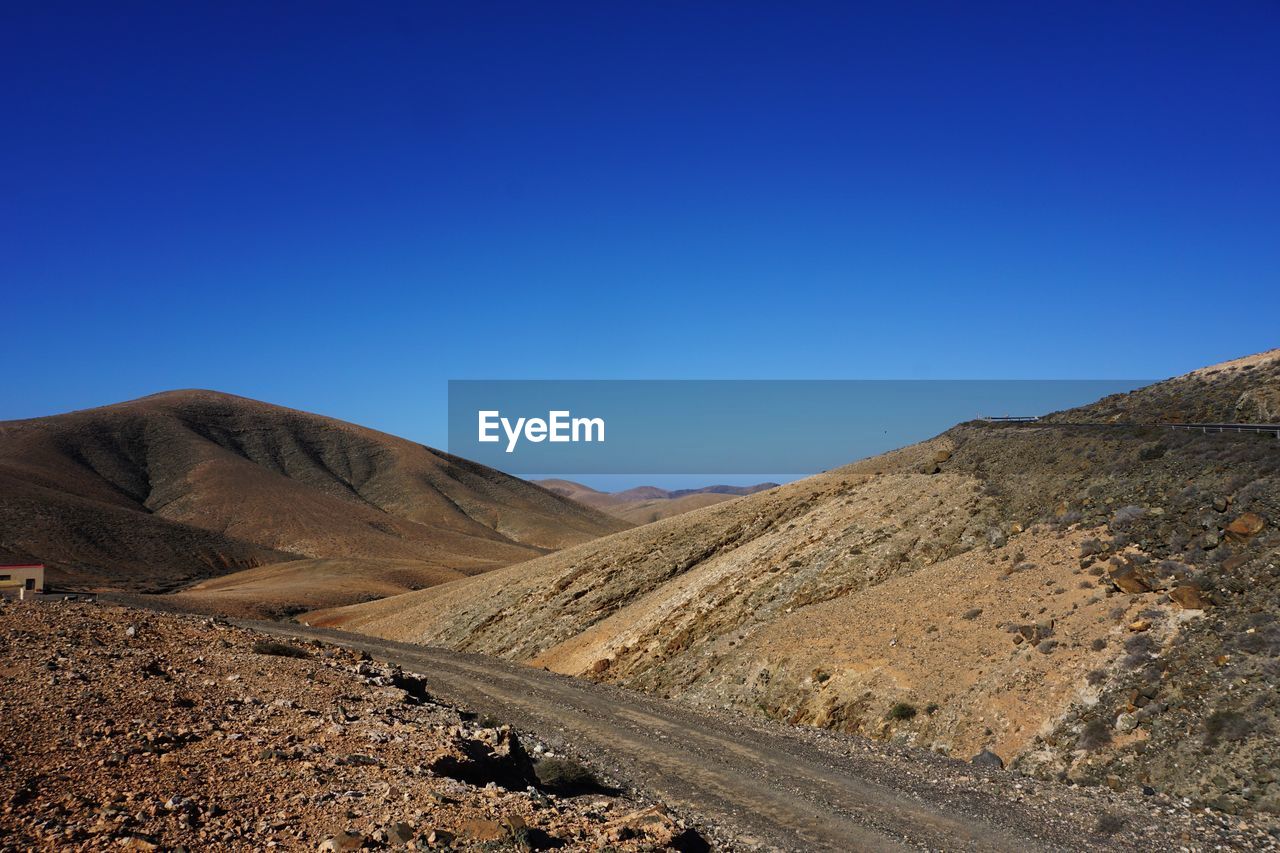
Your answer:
0,564 -> 45,598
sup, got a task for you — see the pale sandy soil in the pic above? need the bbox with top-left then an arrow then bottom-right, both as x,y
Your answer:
168,557 -> 483,619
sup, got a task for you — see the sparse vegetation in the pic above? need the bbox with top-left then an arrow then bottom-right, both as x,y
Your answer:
1077,718 -> 1112,751
886,702 -> 917,721
1233,624 -> 1280,656
1080,535 -> 1111,555
533,757 -> 605,794
251,640 -> 310,659
1056,509 -> 1083,527
1094,813 -> 1126,836
1204,709 -> 1264,747
1137,442 -> 1167,460
1122,633 -> 1156,669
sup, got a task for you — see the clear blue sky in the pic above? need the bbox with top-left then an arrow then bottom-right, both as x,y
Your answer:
3,1 -> 1277,458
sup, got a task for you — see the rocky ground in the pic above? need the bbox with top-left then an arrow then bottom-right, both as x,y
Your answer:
0,600 -> 706,851
7,599 -> 1280,851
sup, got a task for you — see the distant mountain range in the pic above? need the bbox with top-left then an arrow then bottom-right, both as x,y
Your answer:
535,479 -> 780,524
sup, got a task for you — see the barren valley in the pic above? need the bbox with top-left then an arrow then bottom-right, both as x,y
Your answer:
3,351 -> 1279,851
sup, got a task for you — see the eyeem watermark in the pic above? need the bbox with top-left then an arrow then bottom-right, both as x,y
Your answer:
450,379 -> 1151,475
478,410 -> 605,453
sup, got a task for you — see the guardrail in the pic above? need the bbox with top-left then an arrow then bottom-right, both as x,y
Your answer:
1162,423 -> 1280,438
975,419 -> 1280,439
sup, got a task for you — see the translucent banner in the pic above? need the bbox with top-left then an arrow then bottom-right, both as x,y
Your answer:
447,379 -> 1148,475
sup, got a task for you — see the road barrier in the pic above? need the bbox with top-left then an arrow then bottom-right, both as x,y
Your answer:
977,419 -> 1280,439
1162,423 -> 1280,439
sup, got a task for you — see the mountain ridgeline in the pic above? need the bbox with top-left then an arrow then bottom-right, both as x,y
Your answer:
0,390 -> 628,591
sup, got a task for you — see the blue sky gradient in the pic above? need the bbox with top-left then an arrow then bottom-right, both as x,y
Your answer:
2,2 -> 1277,467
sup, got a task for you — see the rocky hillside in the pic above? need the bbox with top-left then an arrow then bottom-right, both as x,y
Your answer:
0,601 -> 705,851
1046,348 -> 1280,424
314,351 -> 1280,815
537,480 -> 779,525
0,391 -> 628,591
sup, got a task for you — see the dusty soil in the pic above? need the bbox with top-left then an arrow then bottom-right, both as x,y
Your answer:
167,558 -> 478,620
0,600 -> 704,851
677,524 -> 1160,762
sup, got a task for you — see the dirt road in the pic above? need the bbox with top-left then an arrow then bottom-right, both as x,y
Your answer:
242,619 -> 1135,852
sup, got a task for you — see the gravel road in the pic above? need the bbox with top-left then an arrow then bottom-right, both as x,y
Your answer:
238,619 -> 1264,852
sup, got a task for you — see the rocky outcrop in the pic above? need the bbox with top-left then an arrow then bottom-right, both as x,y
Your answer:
1234,385 -> 1280,422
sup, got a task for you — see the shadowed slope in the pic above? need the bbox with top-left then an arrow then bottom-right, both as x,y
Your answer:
0,390 -> 628,589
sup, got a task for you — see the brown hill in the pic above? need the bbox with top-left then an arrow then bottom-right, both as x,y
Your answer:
534,479 -> 610,503
315,351 -> 1280,815
0,390 -> 628,591
536,479 -> 779,524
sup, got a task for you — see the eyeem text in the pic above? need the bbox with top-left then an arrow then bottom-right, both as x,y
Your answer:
477,410 -> 605,453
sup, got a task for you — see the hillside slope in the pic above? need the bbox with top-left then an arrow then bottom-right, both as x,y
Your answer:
1046,348 -> 1280,424
315,351 -> 1280,814
537,479 -> 779,524
166,557 -> 471,619
0,391 -> 628,590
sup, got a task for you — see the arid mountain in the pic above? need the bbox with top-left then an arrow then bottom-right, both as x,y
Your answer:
536,479 -> 779,525
315,350 -> 1280,815
0,391 -> 628,590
